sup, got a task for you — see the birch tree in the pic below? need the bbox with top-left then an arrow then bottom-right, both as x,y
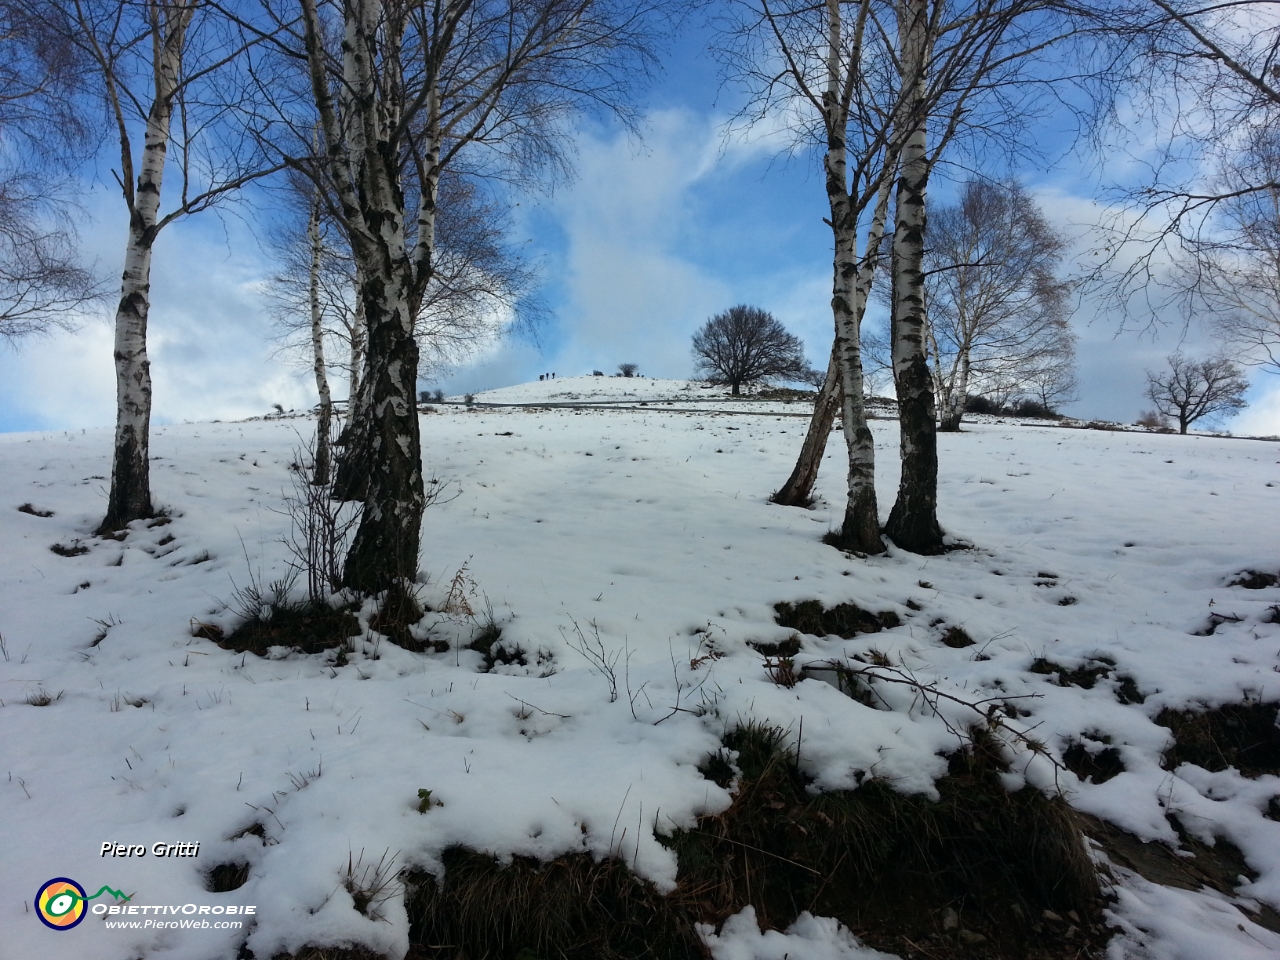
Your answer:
921,179 -> 1072,431
32,0 -> 281,532
718,0 -> 1083,553
716,0 -> 904,551
248,0 -> 672,596
267,167 -> 541,484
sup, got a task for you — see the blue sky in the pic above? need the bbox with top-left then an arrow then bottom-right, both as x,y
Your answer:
2,14 -> 1277,437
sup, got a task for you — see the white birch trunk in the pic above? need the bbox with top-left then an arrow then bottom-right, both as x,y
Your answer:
884,0 -> 944,552
823,0 -> 887,553
349,285 -> 366,400
302,0 -> 425,594
308,193 -> 333,484
101,5 -> 192,532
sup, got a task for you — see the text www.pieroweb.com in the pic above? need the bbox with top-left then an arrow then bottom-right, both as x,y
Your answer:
97,903 -> 255,930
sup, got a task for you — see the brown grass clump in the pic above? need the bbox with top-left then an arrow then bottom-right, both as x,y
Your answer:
218,603 -> 360,656
274,948 -> 392,960
402,723 -> 1105,960
405,849 -> 701,960
368,582 -> 429,651
671,725 -> 1104,959
1156,700 -> 1280,776
205,861 -> 250,892
940,625 -> 975,648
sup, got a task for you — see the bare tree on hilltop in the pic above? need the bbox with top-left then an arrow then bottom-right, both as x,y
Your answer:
1145,353 -> 1248,434
692,305 -> 807,396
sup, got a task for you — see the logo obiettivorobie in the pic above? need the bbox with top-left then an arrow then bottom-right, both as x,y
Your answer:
35,877 -> 131,930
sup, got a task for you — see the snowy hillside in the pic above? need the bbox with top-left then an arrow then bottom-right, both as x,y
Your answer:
2,380 -> 1279,960
457,374 -> 733,404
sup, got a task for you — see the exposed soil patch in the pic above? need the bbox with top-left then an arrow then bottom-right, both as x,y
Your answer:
940,625 -> 975,648
17,503 -> 53,517
49,541 -> 89,557
773,600 -> 901,639
1231,570 -> 1279,590
1156,701 -> 1280,776
1082,813 -> 1280,934
403,725 -> 1106,960
1062,741 -> 1124,784
215,604 -> 360,657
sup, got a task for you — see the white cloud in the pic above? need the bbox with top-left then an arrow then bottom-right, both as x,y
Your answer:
1230,374 -> 1280,437
0,190 -> 317,432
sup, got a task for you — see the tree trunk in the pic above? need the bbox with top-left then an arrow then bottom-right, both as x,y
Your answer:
885,0 -> 944,554
308,193 -> 333,485
731,381 -> 741,396
772,345 -> 841,507
348,290 -> 365,401
100,14 -> 188,533
831,190 -> 891,554
341,243 -> 424,593
939,353 -> 969,432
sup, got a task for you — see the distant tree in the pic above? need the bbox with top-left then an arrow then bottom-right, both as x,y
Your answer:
692,305 -> 806,396
919,180 -> 1074,431
1019,330 -> 1080,414
1144,353 -> 1249,434
618,363 -> 639,377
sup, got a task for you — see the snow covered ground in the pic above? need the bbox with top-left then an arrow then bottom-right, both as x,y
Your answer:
2,376 -> 1279,959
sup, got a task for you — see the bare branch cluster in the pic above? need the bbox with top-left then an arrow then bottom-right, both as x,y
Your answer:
0,1 -> 105,340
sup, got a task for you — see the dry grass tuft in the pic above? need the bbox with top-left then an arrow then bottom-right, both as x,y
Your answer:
773,599 -> 899,639
1156,700 -> 1280,776
401,723 -> 1105,960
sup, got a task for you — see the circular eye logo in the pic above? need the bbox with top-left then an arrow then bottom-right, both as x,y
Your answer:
36,878 -> 88,930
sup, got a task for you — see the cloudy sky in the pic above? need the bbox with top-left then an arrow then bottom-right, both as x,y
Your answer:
2,16 -> 1278,437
